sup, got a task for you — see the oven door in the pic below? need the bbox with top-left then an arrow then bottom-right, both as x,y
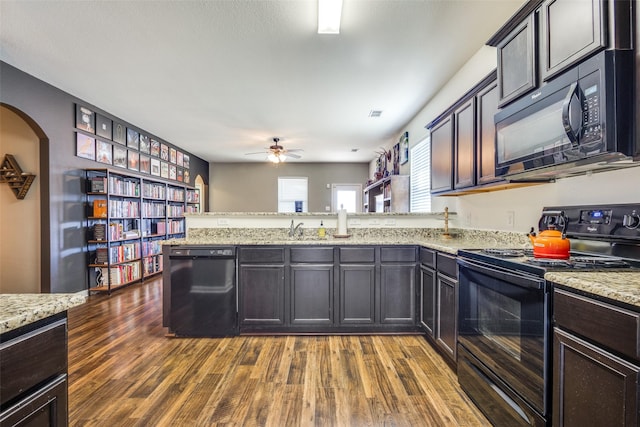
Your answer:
457,257 -> 550,417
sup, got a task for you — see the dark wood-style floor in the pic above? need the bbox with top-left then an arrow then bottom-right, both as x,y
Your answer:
67,277 -> 490,426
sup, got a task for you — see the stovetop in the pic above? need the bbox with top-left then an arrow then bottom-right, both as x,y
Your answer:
458,247 -> 640,277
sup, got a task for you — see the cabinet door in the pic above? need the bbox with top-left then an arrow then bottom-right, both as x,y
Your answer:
430,115 -> 453,193
541,0 -> 606,80
0,375 -> 67,427
339,265 -> 376,324
553,328 -> 639,426
239,265 -> 285,326
420,265 -> 436,337
497,14 -> 536,106
290,265 -> 333,325
454,98 -> 476,189
476,80 -> 502,184
380,264 -> 416,324
436,273 -> 457,362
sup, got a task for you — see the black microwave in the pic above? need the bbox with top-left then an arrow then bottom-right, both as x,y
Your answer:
494,50 -> 637,180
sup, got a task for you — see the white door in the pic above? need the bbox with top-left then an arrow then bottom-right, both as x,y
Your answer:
331,184 -> 362,213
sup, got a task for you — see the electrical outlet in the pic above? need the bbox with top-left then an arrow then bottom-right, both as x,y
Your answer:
217,218 -> 229,226
325,205 -> 331,211
384,218 -> 396,226
349,218 -> 361,226
507,211 -> 515,228
369,218 -> 380,226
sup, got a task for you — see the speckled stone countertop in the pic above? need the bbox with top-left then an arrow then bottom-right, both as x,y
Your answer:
0,293 -> 87,334
165,227 -> 530,255
545,271 -> 640,309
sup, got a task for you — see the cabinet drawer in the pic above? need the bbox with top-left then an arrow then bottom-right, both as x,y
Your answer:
436,253 -> 457,278
554,288 -> 640,362
381,246 -> 416,263
238,247 -> 285,264
339,247 -> 375,263
420,247 -> 436,268
0,319 -> 67,406
290,247 -> 334,264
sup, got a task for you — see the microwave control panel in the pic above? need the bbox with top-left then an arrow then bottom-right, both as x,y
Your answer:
580,80 -> 602,145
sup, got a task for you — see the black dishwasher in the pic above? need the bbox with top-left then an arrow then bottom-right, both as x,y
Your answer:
168,246 -> 237,337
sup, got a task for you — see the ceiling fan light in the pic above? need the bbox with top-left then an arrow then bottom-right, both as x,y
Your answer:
318,0 -> 343,34
267,153 -> 279,163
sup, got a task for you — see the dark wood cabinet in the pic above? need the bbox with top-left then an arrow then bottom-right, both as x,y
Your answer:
476,80 -> 501,184
435,253 -> 458,363
239,265 -> 285,326
419,264 -> 436,337
290,265 -> 333,325
454,98 -> 475,189
380,264 -> 416,324
541,0 -> 606,80
496,14 -> 536,106
430,115 -> 453,193
339,264 -> 376,325
0,314 -> 69,427
553,288 -> 640,426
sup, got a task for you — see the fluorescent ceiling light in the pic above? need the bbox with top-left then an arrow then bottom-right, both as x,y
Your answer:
318,0 -> 343,34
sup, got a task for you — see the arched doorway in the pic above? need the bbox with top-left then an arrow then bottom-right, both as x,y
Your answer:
0,103 -> 50,293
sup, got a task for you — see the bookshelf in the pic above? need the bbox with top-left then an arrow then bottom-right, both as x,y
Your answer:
85,168 -> 194,293
363,175 -> 410,213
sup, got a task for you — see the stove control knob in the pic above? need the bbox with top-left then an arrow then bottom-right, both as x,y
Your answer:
622,212 -> 640,229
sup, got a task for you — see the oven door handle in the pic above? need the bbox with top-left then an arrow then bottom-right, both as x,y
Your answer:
457,258 -> 546,290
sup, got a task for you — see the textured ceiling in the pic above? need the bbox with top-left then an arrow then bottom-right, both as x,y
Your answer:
0,0 -> 524,163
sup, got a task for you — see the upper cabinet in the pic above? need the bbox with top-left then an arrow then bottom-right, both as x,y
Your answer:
540,0 -> 606,80
497,15 -> 536,107
429,116 -> 454,193
488,0 -> 633,107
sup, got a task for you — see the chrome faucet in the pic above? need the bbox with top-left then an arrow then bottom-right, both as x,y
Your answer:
289,220 -> 304,237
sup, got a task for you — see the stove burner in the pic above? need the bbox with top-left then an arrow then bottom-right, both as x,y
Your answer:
482,248 -> 526,257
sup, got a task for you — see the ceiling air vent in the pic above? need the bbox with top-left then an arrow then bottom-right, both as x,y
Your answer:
368,110 -> 383,118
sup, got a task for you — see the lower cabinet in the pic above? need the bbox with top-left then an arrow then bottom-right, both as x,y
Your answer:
436,271 -> 457,362
553,288 -> 640,426
238,245 -> 418,333
339,265 -> 376,324
419,248 -> 437,337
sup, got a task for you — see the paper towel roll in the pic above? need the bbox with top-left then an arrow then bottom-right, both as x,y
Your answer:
337,209 -> 347,235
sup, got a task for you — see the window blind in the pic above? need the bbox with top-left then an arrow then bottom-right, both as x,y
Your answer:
410,136 -> 431,212
278,177 -> 308,212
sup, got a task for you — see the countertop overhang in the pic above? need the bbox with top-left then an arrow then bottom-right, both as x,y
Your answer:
0,293 -> 87,334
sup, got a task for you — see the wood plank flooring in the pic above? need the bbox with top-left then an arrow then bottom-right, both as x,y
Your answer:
67,277 -> 490,426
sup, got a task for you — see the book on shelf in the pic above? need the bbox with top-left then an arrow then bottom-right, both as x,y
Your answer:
90,177 -> 107,193
93,199 -> 108,218
93,223 -> 106,241
95,248 -> 108,265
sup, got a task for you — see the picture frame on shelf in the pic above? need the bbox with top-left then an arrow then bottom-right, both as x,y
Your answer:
160,161 -> 169,178
96,140 -> 112,165
184,170 -> 190,184
139,134 -> 150,154
140,154 -> 150,174
160,143 -> 169,161
128,150 -> 139,171
96,114 -> 112,140
75,105 -> 95,134
113,122 -> 126,145
393,143 -> 400,175
150,158 -> 161,176
169,148 -> 177,164
150,139 -> 160,157
183,154 -> 190,169
113,146 -> 127,168
126,128 -> 139,150
169,164 -> 177,180
76,133 -> 96,160
177,167 -> 183,182
177,151 -> 183,167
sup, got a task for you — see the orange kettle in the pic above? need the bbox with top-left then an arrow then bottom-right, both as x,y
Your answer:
528,226 -> 570,259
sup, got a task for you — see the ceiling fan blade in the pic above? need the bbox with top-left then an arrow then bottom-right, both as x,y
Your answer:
244,151 -> 268,155
286,153 -> 302,159
285,149 -> 304,153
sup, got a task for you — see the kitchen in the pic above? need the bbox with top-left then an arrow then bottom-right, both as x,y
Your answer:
2,0 -> 640,426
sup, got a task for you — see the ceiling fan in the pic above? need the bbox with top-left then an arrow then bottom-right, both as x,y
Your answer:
245,138 -> 303,163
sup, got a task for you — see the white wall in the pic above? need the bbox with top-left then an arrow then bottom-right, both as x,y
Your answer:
0,106 -> 41,293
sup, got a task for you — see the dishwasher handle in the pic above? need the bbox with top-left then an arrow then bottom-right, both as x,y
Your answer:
169,247 -> 235,258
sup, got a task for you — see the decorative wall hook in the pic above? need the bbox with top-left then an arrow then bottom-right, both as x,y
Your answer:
0,154 -> 36,199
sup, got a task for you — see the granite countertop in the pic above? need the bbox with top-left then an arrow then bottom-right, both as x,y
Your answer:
545,271 -> 640,309
0,293 -> 87,334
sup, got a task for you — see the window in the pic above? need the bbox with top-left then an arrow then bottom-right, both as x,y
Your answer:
331,184 -> 362,213
278,177 -> 308,212
410,136 -> 431,212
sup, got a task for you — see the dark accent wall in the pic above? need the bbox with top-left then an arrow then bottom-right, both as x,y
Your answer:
0,61 -> 209,293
